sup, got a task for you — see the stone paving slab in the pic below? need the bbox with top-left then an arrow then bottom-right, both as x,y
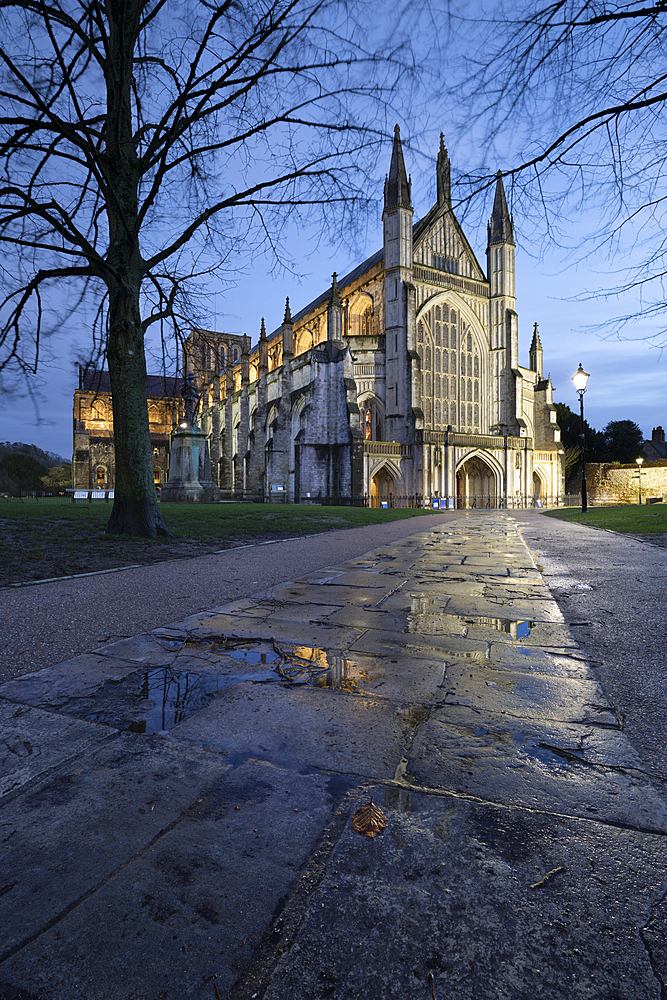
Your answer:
411,706 -> 667,832
259,786 -> 667,1000
0,652 -> 145,709
260,581 -> 380,606
2,512 -> 667,1000
348,626 -> 489,661
1,734 -> 232,958
172,682 -> 414,780
1,759 -> 333,1000
438,662 -> 616,724
0,699 -> 115,797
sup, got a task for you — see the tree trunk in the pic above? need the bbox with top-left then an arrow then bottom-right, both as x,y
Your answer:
105,283 -> 174,537
103,0 -> 174,538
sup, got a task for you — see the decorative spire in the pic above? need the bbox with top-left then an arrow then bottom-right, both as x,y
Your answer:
384,124 -> 412,211
487,170 -> 514,245
529,321 -> 543,376
329,272 -> 342,308
436,133 -> 451,209
283,297 -> 292,325
530,322 -> 542,352
260,317 -> 266,340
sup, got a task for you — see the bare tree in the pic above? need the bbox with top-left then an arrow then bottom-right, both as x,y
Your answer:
444,0 -> 667,345
0,0 -> 413,535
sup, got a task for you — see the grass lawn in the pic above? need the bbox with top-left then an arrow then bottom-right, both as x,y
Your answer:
0,499 -> 433,585
544,503 -> 667,535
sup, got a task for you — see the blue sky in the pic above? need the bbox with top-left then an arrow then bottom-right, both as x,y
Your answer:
0,134 -> 664,461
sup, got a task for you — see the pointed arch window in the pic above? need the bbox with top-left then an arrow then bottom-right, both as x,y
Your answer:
416,301 -> 482,432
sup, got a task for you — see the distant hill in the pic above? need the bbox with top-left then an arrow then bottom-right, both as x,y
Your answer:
0,443 -> 71,494
0,442 -> 68,468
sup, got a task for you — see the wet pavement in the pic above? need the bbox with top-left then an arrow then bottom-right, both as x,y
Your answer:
1,512 -> 667,999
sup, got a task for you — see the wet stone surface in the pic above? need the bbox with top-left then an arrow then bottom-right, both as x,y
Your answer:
2,512 -> 667,1000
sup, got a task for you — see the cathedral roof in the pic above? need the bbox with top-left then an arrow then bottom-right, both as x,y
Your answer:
79,369 -> 181,399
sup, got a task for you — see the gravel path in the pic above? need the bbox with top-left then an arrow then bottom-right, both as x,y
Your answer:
0,512 -> 457,682
514,509 -> 667,778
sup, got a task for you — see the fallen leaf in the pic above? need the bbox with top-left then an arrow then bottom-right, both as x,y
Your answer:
352,799 -> 387,839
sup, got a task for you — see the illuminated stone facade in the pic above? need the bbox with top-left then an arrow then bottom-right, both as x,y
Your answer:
194,129 -> 564,505
72,131 -> 564,505
72,369 -> 182,489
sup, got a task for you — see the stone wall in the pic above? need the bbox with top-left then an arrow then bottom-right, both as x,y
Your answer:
586,463 -> 667,504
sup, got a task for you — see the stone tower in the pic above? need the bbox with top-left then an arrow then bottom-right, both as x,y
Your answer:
383,124 -> 414,442
487,171 -> 518,433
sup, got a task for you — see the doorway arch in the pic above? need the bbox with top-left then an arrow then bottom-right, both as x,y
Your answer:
456,454 -> 499,508
371,464 -> 398,507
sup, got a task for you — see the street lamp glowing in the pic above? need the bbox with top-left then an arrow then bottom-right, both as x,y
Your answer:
572,364 -> 590,394
572,363 -> 590,514
636,457 -> 645,505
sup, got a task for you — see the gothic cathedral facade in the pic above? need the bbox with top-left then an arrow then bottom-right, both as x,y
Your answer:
186,127 -> 564,505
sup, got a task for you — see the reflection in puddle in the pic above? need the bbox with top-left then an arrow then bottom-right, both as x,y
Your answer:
463,616 -> 535,639
84,666 -> 271,735
312,653 -> 361,692
212,644 -> 279,665
136,668 -> 230,732
406,607 -> 536,640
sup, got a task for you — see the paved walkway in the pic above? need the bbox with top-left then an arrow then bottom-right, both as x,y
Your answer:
0,513 -> 457,682
1,512 -> 666,999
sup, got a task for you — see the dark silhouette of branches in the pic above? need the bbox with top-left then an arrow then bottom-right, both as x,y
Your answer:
443,0 -> 667,346
0,0 -> 417,534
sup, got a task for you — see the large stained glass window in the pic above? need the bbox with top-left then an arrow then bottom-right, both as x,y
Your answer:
416,302 -> 481,432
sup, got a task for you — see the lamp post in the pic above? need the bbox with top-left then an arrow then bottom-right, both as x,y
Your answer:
572,363 -> 590,513
636,457 -> 645,505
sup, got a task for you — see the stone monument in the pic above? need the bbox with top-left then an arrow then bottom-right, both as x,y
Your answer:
160,374 -> 221,503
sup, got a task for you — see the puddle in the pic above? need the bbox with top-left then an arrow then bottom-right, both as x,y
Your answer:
407,609 -> 536,640
211,644 -> 279,665
463,616 -> 535,639
310,652 -> 366,692
83,666 -> 273,734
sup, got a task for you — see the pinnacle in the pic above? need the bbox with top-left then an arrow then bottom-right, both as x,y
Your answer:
329,273 -> 342,308
384,123 -> 412,211
488,170 -> 514,245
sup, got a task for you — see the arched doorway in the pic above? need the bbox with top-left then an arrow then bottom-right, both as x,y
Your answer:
371,466 -> 397,507
532,471 -> 542,498
456,455 -> 498,509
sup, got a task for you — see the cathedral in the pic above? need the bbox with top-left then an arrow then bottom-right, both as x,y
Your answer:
186,127 -> 563,505
73,127 -> 564,505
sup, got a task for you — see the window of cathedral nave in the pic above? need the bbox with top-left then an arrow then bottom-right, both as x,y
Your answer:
361,398 -> 384,441
268,342 -> 282,371
417,303 -> 481,432
90,400 -> 105,424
